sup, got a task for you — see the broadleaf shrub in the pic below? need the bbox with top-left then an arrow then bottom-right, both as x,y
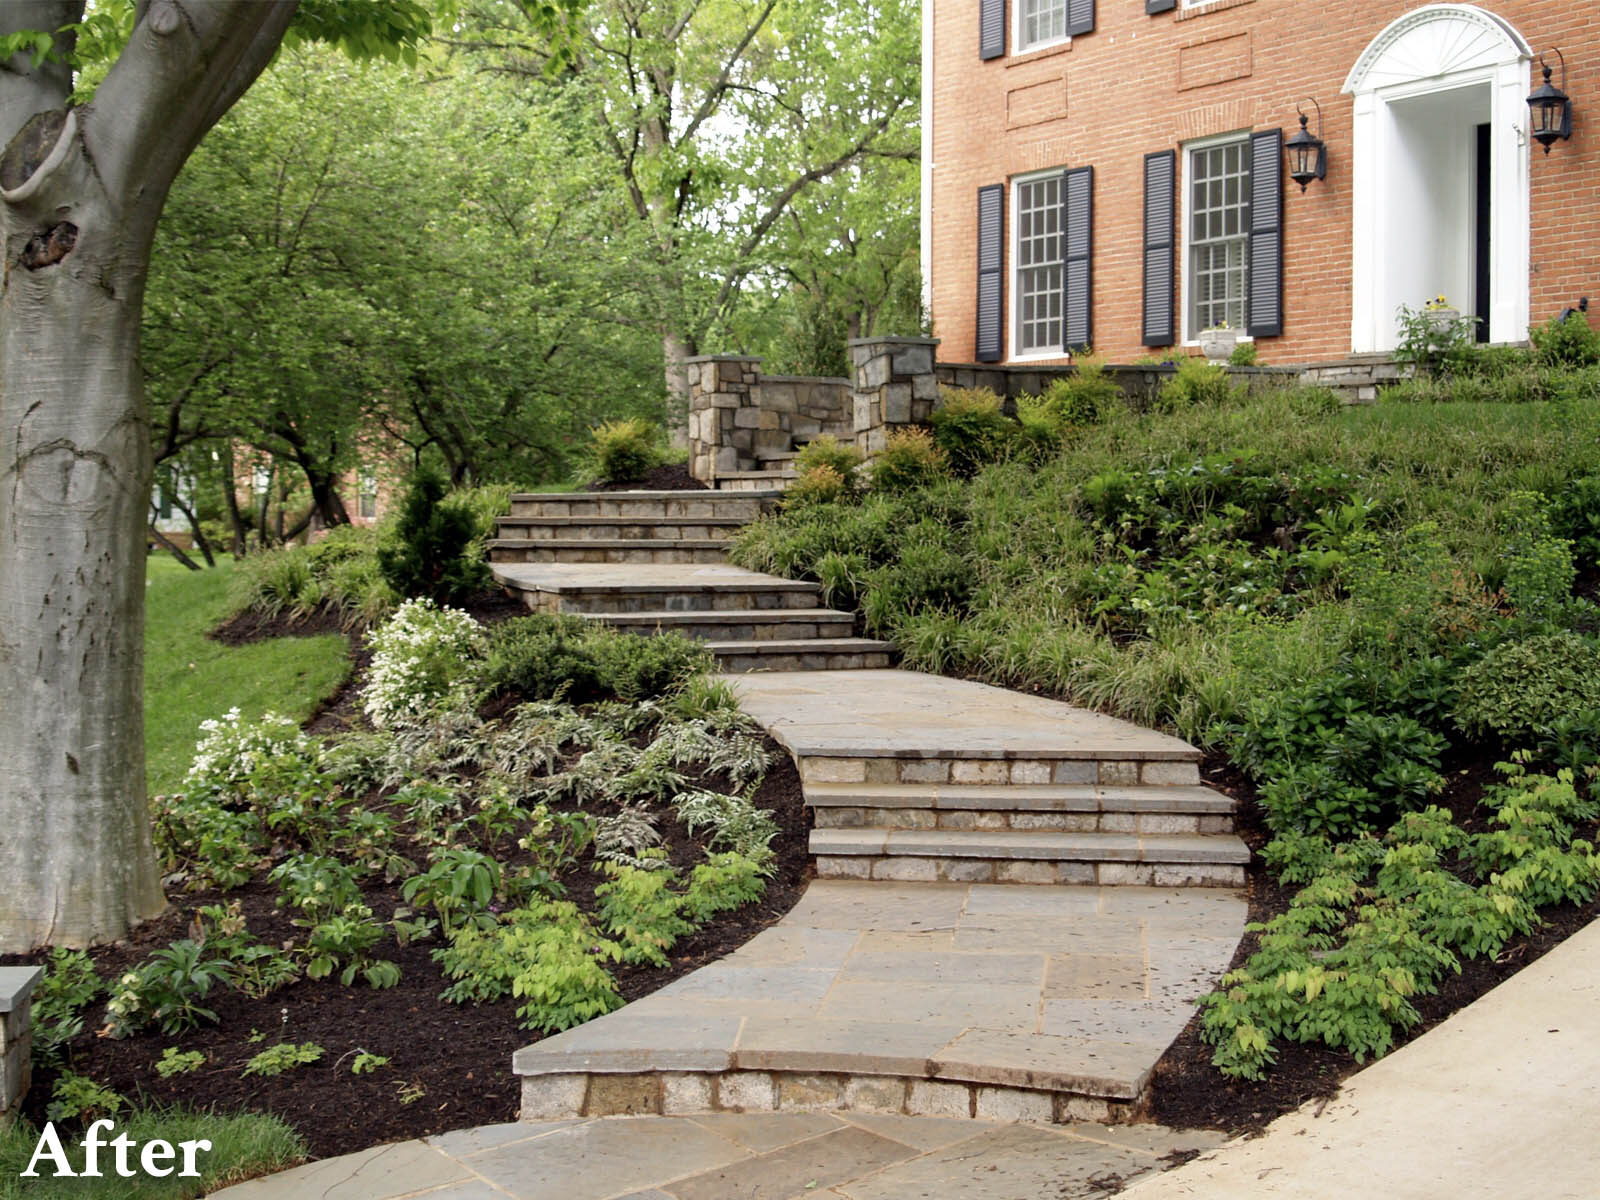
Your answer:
589,418 -> 662,483
1453,631 -> 1600,743
868,427 -> 947,493
929,388 -> 1017,476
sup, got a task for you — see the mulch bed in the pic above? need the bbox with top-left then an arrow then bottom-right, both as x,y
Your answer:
1149,751 -> 1600,1136
6,589 -> 810,1159
586,463 -> 706,492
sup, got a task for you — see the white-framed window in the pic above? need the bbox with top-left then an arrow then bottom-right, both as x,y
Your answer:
1016,0 -> 1069,52
1012,170 -> 1064,358
1184,132 -> 1251,338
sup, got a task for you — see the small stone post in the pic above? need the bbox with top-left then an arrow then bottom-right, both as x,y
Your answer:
686,355 -> 764,483
849,337 -> 941,454
0,967 -> 41,1124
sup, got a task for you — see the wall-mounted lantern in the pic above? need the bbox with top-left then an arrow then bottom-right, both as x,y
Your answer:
1527,50 -> 1572,154
1286,98 -> 1326,191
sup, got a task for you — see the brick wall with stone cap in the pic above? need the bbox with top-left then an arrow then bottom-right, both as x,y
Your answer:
0,966 -> 42,1123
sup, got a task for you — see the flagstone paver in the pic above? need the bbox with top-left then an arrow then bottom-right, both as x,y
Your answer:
512,881 -> 1246,1119
212,1114 -> 1228,1200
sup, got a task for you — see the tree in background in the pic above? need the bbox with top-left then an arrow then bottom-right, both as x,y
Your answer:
459,0 -> 919,411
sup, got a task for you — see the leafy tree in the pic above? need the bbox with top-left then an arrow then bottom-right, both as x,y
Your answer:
0,0 -> 440,952
460,0 -> 919,409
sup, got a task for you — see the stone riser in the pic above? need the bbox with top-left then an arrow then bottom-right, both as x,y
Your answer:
719,651 -> 894,672
518,588 -> 823,615
800,756 -> 1201,788
812,808 -> 1235,835
717,474 -> 794,492
598,617 -> 857,642
508,498 -> 775,520
521,1069 -> 1142,1127
491,544 -> 729,565
815,856 -> 1246,887
495,522 -> 740,541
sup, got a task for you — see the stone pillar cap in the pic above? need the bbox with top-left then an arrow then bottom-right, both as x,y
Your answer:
845,336 -> 941,347
0,966 -> 42,1013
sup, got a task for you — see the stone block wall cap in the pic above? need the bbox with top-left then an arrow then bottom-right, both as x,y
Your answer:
681,354 -> 764,364
846,336 -> 941,348
0,966 -> 42,1013
759,374 -> 852,386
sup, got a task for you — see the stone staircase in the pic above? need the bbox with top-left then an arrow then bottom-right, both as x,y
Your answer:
728,672 -> 1248,889
488,489 -> 894,672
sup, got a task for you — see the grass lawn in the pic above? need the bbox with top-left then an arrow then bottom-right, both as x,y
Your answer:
144,555 -> 350,796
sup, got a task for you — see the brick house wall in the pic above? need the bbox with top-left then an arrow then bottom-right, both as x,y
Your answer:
927,0 -> 1600,366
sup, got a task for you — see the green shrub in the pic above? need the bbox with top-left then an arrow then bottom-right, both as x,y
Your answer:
481,614 -> 709,704
929,387 -> 1017,476
784,464 -> 852,509
1393,302 -> 1480,376
589,418 -> 663,483
1530,312 -> 1600,368
863,542 -> 972,636
361,599 -> 487,727
1229,340 -> 1259,366
1157,357 -> 1236,410
869,426 -> 948,493
1549,471 -> 1600,566
377,467 -> 490,604
794,434 -> 863,485
1454,631 -> 1600,743
30,949 -> 101,1071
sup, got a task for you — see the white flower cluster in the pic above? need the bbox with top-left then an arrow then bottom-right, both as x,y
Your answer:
361,598 -> 487,728
185,707 -> 315,793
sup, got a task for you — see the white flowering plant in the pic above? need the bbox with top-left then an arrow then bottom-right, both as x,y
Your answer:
362,598 -> 487,728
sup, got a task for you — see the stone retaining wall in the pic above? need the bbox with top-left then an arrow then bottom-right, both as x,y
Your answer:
0,968 -> 41,1124
522,1069 -> 1143,1126
934,361 -> 1303,409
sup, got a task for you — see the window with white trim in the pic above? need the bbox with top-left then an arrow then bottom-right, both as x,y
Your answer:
1013,172 -> 1063,356
1017,0 -> 1068,51
1186,135 -> 1250,336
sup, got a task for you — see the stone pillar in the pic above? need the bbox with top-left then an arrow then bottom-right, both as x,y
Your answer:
849,337 -> 940,455
0,967 -> 41,1124
685,355 -> 763,482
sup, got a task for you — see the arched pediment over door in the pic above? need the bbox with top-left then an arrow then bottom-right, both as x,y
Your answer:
1344,5 -> 1532,352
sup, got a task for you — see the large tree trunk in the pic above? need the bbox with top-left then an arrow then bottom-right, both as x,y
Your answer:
0,1 -> 299,950
663,329 -> 696,448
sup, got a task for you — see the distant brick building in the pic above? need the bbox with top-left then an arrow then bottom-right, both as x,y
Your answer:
922,0 -> 1598,366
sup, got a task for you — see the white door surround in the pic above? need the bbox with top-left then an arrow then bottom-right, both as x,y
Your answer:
1344,5 -> 1532,352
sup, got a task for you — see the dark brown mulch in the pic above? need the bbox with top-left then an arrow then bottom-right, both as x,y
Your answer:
1149,751 -> 1600,1136
586,463 -> 707,492
10,743 -> 809,1160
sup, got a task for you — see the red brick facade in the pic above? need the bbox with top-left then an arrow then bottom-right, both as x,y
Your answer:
927,0 -> 1600,365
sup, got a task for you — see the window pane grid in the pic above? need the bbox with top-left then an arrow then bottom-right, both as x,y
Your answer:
1189,140 -> 1250,333
1019,0 -> 1066,49
1017,176 -> 1063,353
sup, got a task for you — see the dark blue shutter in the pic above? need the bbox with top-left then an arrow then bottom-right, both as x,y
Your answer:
1066,0 -> 1094,36
980,0 -> 1005,59
1246,128 -> 1284,338
1142,150 -> 1175,347
976,184 -> 1004,362
1063,166 -> 1093,354
1147,0 -> 1177,13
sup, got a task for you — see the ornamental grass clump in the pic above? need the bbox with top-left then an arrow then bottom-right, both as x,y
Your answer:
361,599 -> 487,728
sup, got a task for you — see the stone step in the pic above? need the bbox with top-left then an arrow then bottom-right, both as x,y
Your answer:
489,538 -> 730,565
804,783 -> 1235,835
494,516 -> 745,542
592,608 -> 857,642
709,638 -> 896,673
810,828 -> 1249,888
797,755 -> 1201,789
508,491 -> 781,520
492,562 -> 822,614
717,470 -> 795,492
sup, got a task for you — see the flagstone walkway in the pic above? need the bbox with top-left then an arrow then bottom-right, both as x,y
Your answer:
212,1112 -> 1228,1200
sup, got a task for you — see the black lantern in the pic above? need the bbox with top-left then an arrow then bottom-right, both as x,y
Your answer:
1527,50 -> 1572,154
1286,98 -> 1326,191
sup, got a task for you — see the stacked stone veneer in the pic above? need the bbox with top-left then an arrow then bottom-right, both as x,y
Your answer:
935,361 -> 1302,410
523,1069 -> 1142,1127
849,337 -> 941,454
0,968 -> 40,1124
685,356 -> 851,482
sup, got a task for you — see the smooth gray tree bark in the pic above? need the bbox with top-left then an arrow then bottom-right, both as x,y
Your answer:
0,0 -> 298,949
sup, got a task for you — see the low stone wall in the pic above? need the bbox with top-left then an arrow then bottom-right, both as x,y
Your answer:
522,1068 -> 1144,1126
758,375 -> 853,444
935,361 -> 1302,409
1295,354 -> 1412,403
1,967 -> 41,1124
